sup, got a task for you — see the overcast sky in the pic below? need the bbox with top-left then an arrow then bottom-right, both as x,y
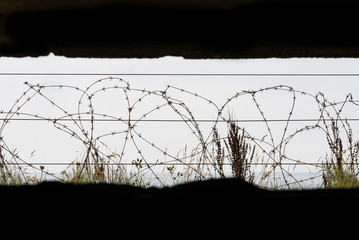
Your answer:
0,54 -> 359,186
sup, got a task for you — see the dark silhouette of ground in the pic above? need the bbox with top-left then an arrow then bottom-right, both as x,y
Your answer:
2,178 -> 358,234
1,178 -> 358,216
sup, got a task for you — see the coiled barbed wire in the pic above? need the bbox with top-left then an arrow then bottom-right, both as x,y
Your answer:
0,77 -> 358,188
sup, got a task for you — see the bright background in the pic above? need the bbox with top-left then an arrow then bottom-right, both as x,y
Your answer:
0,54 -> 359,187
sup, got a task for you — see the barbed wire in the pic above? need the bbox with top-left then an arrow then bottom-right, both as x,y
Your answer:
2,117 -> 359,123
1,73 -> 359,76
0,76 -> 358,188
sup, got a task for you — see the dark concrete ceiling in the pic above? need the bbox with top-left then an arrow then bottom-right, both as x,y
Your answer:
0,0 -> 358,58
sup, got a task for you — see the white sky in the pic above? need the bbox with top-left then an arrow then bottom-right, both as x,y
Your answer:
1,54 -> 359,187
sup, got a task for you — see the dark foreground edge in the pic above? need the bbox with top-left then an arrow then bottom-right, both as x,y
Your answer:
1,178 -> 358,229
1,178 -> 358,205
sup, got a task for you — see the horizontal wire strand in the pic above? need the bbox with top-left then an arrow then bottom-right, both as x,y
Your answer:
1,118 -> 359,123
2,162 -> 337,166
1,73 -> 359,76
